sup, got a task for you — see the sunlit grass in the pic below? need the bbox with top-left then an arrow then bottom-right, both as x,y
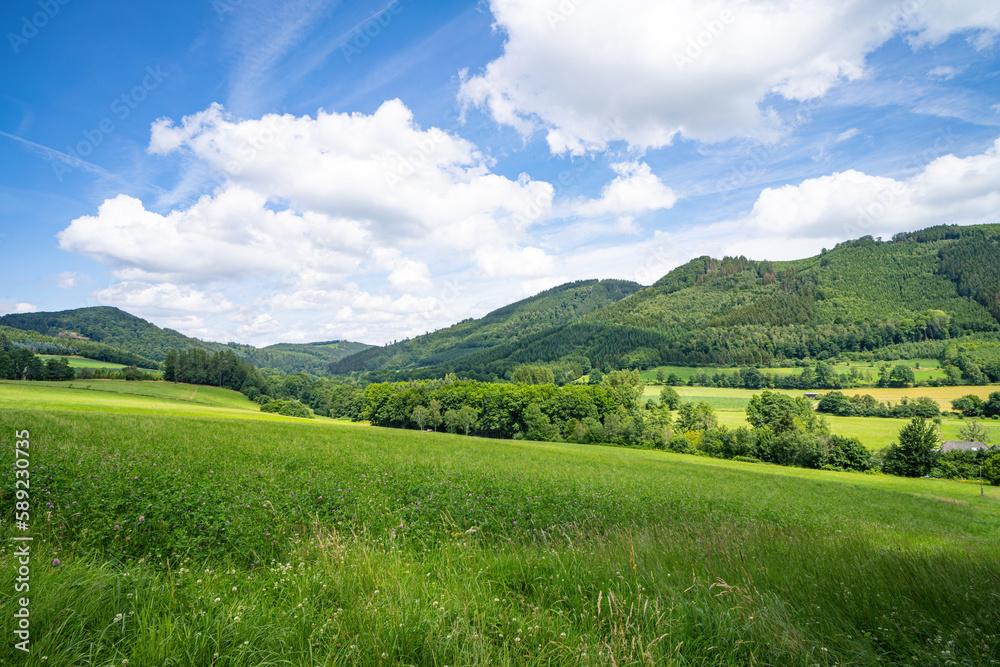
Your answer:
36,354 -> 159,372
713,409 -> 1000,449
0,380 -> 301,420
2,400 -> 999,665
639,359 -> 945,383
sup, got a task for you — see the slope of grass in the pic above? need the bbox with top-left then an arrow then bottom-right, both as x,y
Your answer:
639,359 -> 944,383
2,393 -> 999,665
714,410 -> 1000,448
0,380 -> 288,418
645,383 -> 999,410
36,354 -> 160,372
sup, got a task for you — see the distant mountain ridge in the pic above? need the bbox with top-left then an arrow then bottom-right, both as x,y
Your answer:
4,224 -> 998,380
0,307 -> 373,375
0,306 -> 217,362
329,279 -> 643,376
330,224 -> 1000,380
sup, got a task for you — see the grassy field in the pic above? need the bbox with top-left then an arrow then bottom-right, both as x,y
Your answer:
638,359 -> 945,383
0,380 -> 305,420
2,381 -> 1000,665
644,383 -> 999,410
37,354 -> 160,372
714,410 -> 1000,447
646,384 -> 1000,448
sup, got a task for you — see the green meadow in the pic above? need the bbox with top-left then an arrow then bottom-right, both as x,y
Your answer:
0,380 -> 301,420
640,384 -> 1000,448
638,359 -> 945,383
2,381 -> 999,665
36,354 -> 160,373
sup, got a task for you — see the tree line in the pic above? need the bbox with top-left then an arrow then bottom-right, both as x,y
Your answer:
0,336 -> 158,382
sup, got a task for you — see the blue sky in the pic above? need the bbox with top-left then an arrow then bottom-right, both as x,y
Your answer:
2,0 -> 999,346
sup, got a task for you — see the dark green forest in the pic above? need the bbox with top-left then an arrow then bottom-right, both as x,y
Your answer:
0,306 -> 218,362
0,331 -> 156,381
0,325 -> 159,369
330,279 -> 641,374
0,309 -> 370,375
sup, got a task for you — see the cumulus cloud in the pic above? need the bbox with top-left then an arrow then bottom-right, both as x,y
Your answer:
92,282 -> 235,315
474,245 -> 559,279
57,100 -> 560,343
459,0 -> 1000,154
59,187 -> 361,285
15,303 -> 39,313
235,313 -> 283,338
742,136 -> 1000,241
146,100 -> 553,249
572,162 -> 677,218
371,248 -> 434,293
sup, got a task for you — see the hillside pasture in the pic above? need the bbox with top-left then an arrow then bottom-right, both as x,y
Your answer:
36,354 -> 160,372
713,410 -> 1000,449
0,379 -> 293,418
1,387 -> 999,665
644,383 -> 999,411
639,358 -> 945,384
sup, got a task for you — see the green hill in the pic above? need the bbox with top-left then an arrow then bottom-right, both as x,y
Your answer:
0,306 -> 220,362
7,224 -> 998,381
227,340 -> 373,375
332,224 -> 1000,379
0,307 -> 373,375
0,324 -> 161,369
329,279 -> 642,376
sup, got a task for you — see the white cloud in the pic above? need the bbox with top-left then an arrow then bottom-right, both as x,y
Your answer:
59,187 -> 362,285
835,128 -> 859,143
572,161 -> 677,218
146,100 -> 553,249
92,282 -> 234,315
64,100 -> 554,290
927,65 -> 961,80
56,271 -> 81,289
57,100 -> 562,343
615,216 -> 640,235
459,0 -> 1000,154
15,302 -> 38,313
743,136 -> 1000,241
371,248 -> 434,293
474,245 -> 559,279
163,315 -> 206,331
235,313 -> 282,338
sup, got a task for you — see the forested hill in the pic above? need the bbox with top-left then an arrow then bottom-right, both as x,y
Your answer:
0,307 -> 372,374
332,224 -> 1000,381
0,306 -> 220,362
228,341 -> 373,375
329,279 -> 642,376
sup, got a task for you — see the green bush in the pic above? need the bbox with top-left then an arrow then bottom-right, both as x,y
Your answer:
260,399 -> 312,418
982,452 -> 1000,486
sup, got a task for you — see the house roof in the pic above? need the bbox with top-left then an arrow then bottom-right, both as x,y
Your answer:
941,440 -> 993,452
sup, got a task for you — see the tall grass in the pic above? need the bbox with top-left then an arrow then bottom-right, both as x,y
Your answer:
2,406 -> 999,665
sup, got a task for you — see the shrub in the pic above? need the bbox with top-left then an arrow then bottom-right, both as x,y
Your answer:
260,400 -> 312,418
982,452 -> 1000,486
